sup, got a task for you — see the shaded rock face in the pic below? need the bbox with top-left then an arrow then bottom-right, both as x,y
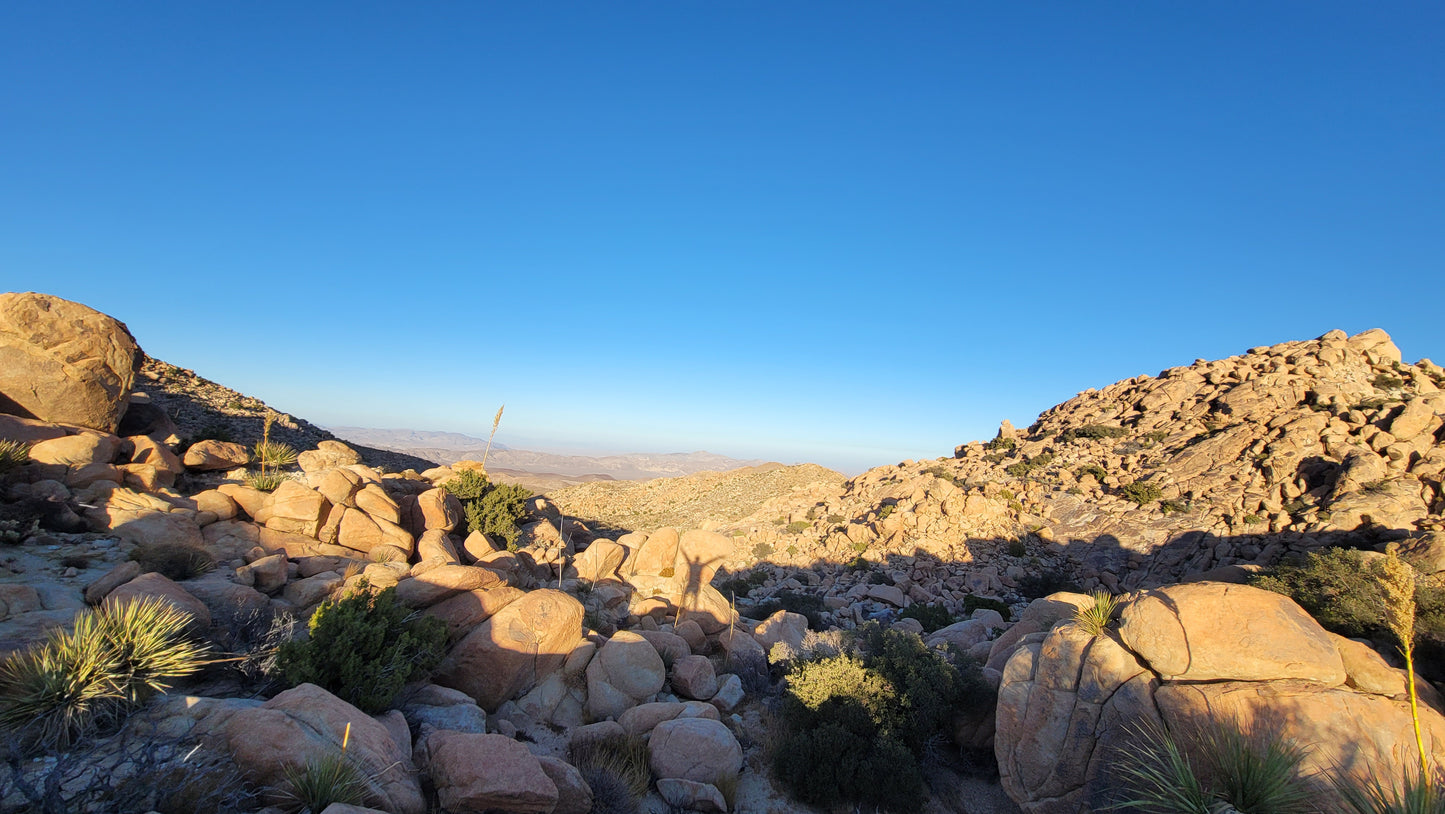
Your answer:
433,588 -> 584,711
994,584 -> 1445,814
0,292 -> 140,433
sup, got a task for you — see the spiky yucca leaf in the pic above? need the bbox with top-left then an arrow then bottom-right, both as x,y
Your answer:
97,598 -> 209,703
0,612 -> 124,749
253,440 -> 299,468
1108,718 -> 1213,814
1336,766 -> 1445,814
1075,590 -> 1120,637
1194,721 -> 1316,814
0,439 -> 30,473
246,471 -> 286,492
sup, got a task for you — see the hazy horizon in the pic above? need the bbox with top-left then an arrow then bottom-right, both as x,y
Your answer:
4,4 -> 1442,475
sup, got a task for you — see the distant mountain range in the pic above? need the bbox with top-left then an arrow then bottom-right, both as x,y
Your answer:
326,426 -> 770,481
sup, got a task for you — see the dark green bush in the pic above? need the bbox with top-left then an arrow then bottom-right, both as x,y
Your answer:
963,594 -> 1012,622
1250,548 -> 1445,660
1075,463 -> 1107,482
772,624 -> 993,813
897,603 -> 954,633
752,590 -> 826,630
984,436 -> 1017,452
1119,481 -> 1163,506
1057,424 -> 1128,443
276,582 -> 447,713
1006,452 -> 1056,479
458,480 -> 531,548
440,469 -> 490,501
784,520 -> 810,534
715,569 -> 768,599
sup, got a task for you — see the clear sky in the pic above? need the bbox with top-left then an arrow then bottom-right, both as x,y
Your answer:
2,3 -> 1441,474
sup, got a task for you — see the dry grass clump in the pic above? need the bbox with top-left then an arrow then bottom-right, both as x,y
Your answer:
130,542 -> 217,581
570,732 -> 650,814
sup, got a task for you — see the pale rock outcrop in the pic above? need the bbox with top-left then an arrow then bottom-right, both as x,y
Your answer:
425,586 -> 526,642
182,440 -> 250,471
28,432 -> 119,467
426,731 -> 557,814
395,565 -> 504,608
626,528 -> 678,576
537,755 -> 594,814
0,292 -> 140,433
753,609 -> 807,652
586,629 -> 667,719
256,480 -> 331,538
416,487 -> 463,532
434,588 -> 584,711
297,439 -> 362,475
573,539 -> 626,582
647,717 -> 743,787
105,572 -> 211,631
1117,583 -> 1345,683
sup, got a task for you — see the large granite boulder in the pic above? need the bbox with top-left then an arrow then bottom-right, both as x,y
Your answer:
0,292 -> 140,433
994,583 -> 1445,814
433,588 -> 584,711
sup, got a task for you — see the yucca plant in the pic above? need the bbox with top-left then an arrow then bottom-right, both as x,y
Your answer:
96,597 -> 210,704
0,611 -> 124,749
246,471 -> 286,492
0,438 -> 30,474
1108,717 -> 1317,814
253,440 -> 299,469
282,723 -> 367,814
1075,590 -> 1120,637
1333,554 -> 1443,814
1336,767 -> 1445,814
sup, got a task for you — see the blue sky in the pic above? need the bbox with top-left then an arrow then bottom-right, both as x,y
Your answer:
2,3 -> 1441,474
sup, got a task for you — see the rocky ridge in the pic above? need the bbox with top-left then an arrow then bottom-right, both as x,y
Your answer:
712,329 -> 1444,605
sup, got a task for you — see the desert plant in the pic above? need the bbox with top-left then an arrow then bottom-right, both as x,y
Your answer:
897,603 -> 954,633
0,439 -> 30,474
1074,590 -> 1119,637
252,440 -> 299,469
784,520 -> 810,533
750,590 -> 826,630
963,594 -> 1012,621
480,404 -> 504,474
985,435 -> 1017,452
1057,424 -> 1128,443
0,612 -> 123,750
715,569 -> 768,599
1018,568 -> 1085,599
752,542 -> 775,559
97,598 -> 210,704
462,481 -> 530,547
1377,553 -> 1431,782
275,581 -> 447,713
441,469 -> 490,501
245,471 -> 285,492
1108,717 -> 1316,814
1120,481 -> 1163,506
130,542 -> 216,581
282,726 -> 366,814
570,732 -> 650,810
1007,539 -> 1028,557
1336,767 -> 1445,814
0,598 -> 206,751
1076,463 -> 1108,482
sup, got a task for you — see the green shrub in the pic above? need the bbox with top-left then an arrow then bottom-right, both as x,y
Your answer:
0,439 -> 30,474
773,624 -> 992,813
1373,373 -> 1405,391
897,603 -> 954,633
441,469 -> 490,501
1250,548 -> 1445,652
0,598 -> 207,750
784,520 -> 810,534
1120,481 -> 1163,506
1242,513 -> 1265,525
1143,429 -> 1170,445
1336,766 -> 1444,814
985,436 -> 1017,452
1007,539 -> 1027,557
963,594 -> 1011,622
715,569 -> 768,599
825,514 -> 844,524
1075,463 -> 1108,482
1057,424 -> 1128,443
461,480 -> 531,548
752,590 -> 826,630
751,542 -> 775,559
276,582 -> 447,713
1018,569 -> 1084,599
